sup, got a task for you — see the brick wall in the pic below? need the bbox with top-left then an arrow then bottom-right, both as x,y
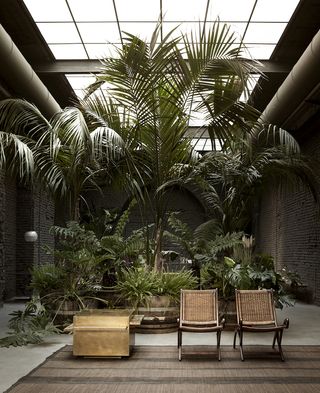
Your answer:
0,179 -> 55,300
84,186 -> 208,253
4,176 -> 17,300
15,186 -> 55,297
256,116 -> 320,306
0,171 -> 5,305
32,188 -> 55,265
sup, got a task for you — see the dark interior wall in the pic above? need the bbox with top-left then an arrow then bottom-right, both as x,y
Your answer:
32,188 -> 55,266
15,186 -> 55,297
4,176 -> 17,300
0,177 -> 55,300
0,171 -> 6,304
256,115 -> 320,305
85,186 -> 207,248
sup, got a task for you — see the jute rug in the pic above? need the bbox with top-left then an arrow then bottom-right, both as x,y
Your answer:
6,345 -> 320,393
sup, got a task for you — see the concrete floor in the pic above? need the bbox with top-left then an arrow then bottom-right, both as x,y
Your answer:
0,301 -> 319,392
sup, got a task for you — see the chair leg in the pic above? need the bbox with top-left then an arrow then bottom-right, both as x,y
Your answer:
233,329 -> 238,348
272,331 -> 277,348
178,330 -> 182,361
217,330 -> 222,361
276,330 -> 285,361
239,330 -> 244,361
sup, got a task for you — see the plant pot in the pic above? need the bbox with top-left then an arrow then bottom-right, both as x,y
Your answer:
135,298 -> 179,333
147,295 -> 171,308
219,298 -> 237,330
53,299 -> 99,327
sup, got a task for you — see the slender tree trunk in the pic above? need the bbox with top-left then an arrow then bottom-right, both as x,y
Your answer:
153,224 -> 163,272
68,191 -> 80,222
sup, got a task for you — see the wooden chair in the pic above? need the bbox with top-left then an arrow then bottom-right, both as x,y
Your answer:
233,289 -> 289,361
178,289 -> 225,361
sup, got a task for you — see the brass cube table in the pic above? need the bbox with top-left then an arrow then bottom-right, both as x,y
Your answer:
73,309 -> 135,357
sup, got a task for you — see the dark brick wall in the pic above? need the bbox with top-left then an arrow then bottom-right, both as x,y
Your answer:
0,171 -> 5,305
16,185 -> 35,296
15,186 -> 55,297
84,186 -> 208,251
256,116 -> 320,305
4,176 -> 17,300
0,178 -> 55,300
32,188 -> 55,266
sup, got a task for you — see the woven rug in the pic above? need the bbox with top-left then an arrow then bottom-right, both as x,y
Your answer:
6,345 -> 320,393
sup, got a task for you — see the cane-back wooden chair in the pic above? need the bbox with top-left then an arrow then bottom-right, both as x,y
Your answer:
233,289 -> 289,361
178,289 -> 225,361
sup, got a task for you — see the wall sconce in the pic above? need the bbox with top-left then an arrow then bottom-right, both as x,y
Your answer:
24,231 -> 38,242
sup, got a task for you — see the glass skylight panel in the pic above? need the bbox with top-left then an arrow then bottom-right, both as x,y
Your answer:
162,0 -> 209,21
206,0 -> 256,22
72,89 -> 85,99
162,22 -> 207,41
120,23 -> 161,42
23,0 -> 72,22
251,0 -> 300,22
189,109 -> 208,127
66,75 -> 97,90
243,23 -> 287,44
191,138 -> 214,151
49,44 -> 88,59
85,44 -> 119,59
246,44 -> 276,59
77,23 -> 121,43
204,22 -> 247,42
67,0 -> 116,22
22,0 -> 302,107
191,138 -> 206,150
239,73 -> 260,101
116,0 -> 160,21
37,23 -> 81,43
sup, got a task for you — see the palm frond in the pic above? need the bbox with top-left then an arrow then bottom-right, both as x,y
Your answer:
0,132 -> 35,181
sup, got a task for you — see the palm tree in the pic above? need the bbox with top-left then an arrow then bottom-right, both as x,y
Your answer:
183,123 -> 318,234
82,21 -> 261,270
0,99 -> 126,220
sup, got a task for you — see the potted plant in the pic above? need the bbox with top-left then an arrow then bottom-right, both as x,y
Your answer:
115,266 -> 198,332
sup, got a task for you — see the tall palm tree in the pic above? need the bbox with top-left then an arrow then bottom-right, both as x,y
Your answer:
182,123 -> 318,234
0,99 -> 126,220
82,21 -> 261,270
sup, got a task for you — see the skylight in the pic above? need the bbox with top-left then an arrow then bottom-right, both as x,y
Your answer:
23,0 -> 300,61
23,0 -> 300,150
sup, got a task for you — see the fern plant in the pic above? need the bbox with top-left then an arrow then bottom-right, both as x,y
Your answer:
115,266 -> 198,308
165,212 -> 243,260
0,297 -> 60,347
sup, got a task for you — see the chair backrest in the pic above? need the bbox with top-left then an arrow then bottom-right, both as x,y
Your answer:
235,289 -> 277,326
180,289 -> 219,327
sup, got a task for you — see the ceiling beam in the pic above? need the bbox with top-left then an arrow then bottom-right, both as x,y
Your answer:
34,60 -> 292,75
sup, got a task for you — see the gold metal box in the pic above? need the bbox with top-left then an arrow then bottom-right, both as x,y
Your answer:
73,309 -> 134,357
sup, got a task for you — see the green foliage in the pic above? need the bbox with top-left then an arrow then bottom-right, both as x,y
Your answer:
81,20 -> 263,270
0,297 -> 60,347
201,257 -> 250,298
188,127 -> 318,235
166,213 -> 298,307
201,253 -> 297,308
49,221 -> 101,253
115,266 -> 198,308
30,264 -> 64,295
30,205 -> 146,315
115,267 -> 156,309
165,212 -> 243,260
154,271 -> 198,302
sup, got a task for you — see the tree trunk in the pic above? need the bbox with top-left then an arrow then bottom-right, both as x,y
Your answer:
153,226 -> 163,271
